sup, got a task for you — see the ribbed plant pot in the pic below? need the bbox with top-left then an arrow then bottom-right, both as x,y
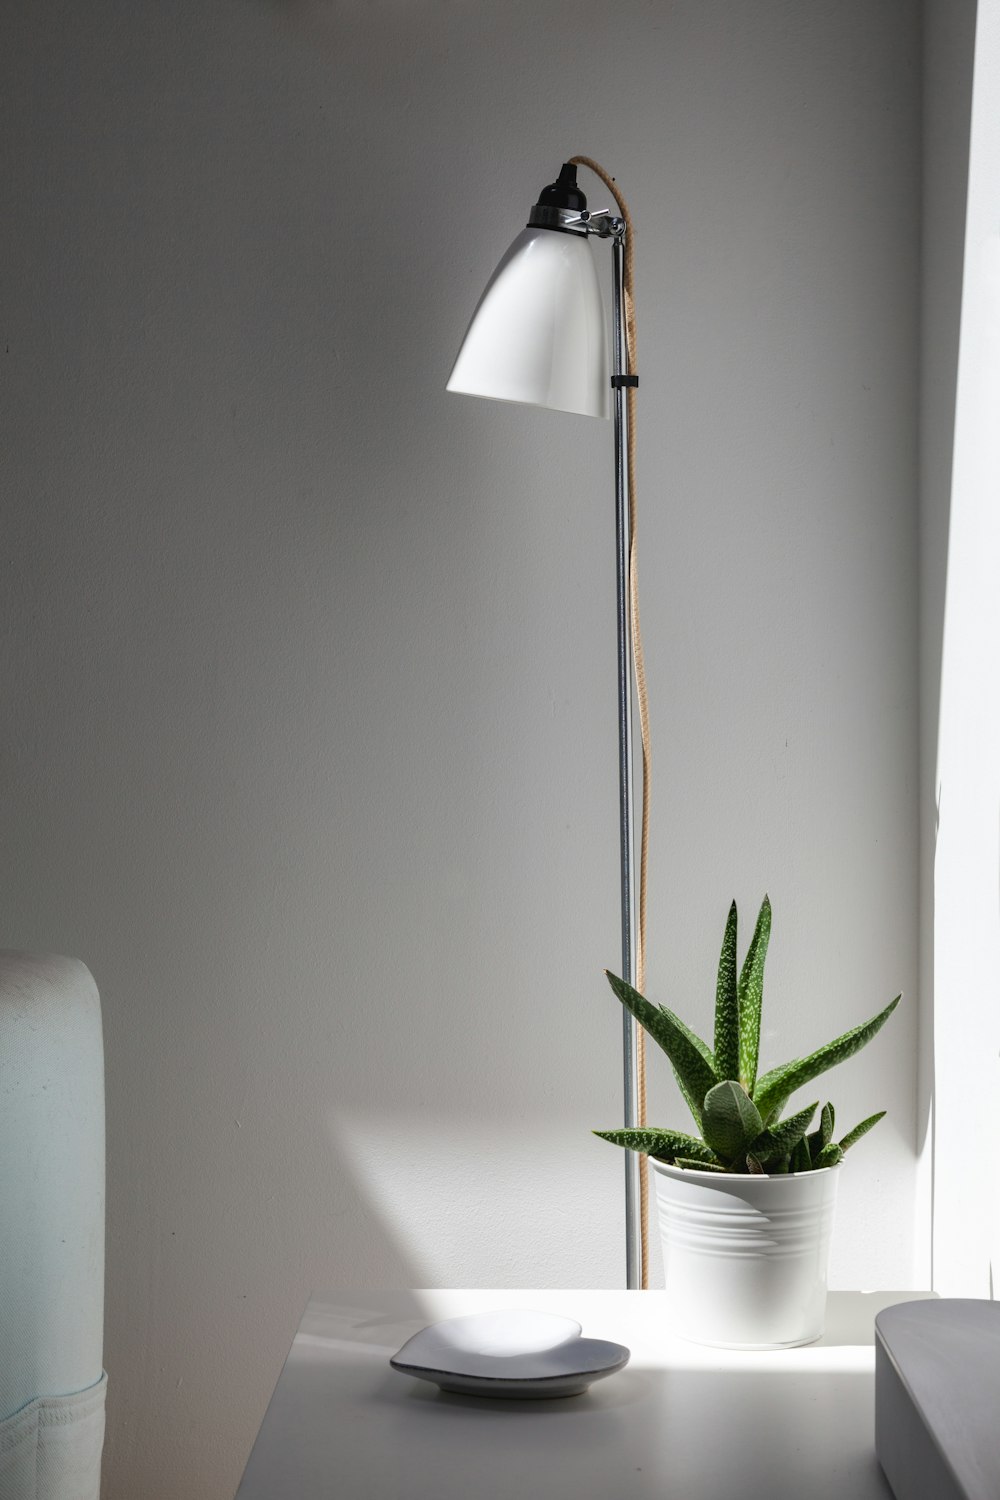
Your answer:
649,1157 -> 840,1349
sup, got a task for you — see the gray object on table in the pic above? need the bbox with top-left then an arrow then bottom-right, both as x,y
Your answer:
875,1298 -> 1000,1500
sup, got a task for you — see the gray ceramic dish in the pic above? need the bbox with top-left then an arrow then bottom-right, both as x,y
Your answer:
390,1309 -> 630,1399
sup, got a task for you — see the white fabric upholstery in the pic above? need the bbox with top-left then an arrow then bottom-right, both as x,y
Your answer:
0,1377 -> 106,1500
0,953 -> 105,1500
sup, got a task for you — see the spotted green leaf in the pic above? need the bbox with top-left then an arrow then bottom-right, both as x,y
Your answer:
701,1080 -> 764,1164
839,1110 -> 886,1153
790,1135 -> 812,1173
748,1100 -> 818,1164
753,995 -> 900,1123
714,901 -> 740,1081
738,895 -> 772,1093
807,1101 -> 835,1159
813,1142 -> 845,1169
820,1102 -> 835,1148
593,1128 -> 718,1164
605,971 -> 717,1131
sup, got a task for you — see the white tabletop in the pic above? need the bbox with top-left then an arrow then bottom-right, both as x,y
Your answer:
236,1288 -> 930,1499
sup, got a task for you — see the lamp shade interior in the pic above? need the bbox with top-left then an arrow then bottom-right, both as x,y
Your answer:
447,227 -> 610,420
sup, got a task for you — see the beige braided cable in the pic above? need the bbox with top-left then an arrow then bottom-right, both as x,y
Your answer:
570,158 -> 652,1290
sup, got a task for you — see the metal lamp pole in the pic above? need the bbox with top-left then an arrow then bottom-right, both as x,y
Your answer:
566,208 -> 641,1289
609,225 -> 641,1291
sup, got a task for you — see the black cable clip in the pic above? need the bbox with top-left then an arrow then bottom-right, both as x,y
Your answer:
610,374 -> 639,388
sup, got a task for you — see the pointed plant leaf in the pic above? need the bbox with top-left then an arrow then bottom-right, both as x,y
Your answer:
839,1110 -> 886,1153
819,1102 -> 835,1150
664,1041 -> 718,1138
674,1157 -> 728,1173
672,1071 -> 711,1135
605,971 -> 717,1130
701,1079 -> 764,1164
813,1142 -> 845,1170
593,1128 -> 718,1164
713,901 -> 740,1081
790,1135 -> 812,1174
805,1102 -> 835,1159
746,1153 -> 765,1175
738,895 -> 772,1093
748,1100 -> 818,1163
657,1002 -> 718,1072
752,995 -> 901,1123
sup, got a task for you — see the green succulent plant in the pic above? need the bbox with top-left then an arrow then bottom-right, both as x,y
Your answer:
595,896 -> 898,1175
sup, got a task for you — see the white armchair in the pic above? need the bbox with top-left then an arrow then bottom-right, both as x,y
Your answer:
0,953 -> 106,1500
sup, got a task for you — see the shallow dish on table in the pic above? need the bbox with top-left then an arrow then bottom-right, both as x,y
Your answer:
389,1308 -> 630,1399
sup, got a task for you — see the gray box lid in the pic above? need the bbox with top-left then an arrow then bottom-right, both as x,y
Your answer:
875,1299 -> 1000,1500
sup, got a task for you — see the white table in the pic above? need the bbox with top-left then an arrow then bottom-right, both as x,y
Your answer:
235,1288 -> 929,1499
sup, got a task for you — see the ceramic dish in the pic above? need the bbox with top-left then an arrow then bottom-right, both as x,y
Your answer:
390,1308 -> 630,1399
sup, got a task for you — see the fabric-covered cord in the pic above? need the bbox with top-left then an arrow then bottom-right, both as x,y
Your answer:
569,157 -> 651,1290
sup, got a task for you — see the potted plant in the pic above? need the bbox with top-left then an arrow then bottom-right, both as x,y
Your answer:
595,895 -> 899,1348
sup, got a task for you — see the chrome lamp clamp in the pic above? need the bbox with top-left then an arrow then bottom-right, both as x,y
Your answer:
527,203 -> 626,240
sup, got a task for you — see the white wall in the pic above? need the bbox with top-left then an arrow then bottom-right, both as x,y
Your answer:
918,0 -> 979,1298
1,3 -> 921,1497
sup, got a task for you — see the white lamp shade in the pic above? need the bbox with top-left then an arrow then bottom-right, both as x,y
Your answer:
447,227 -> 610,419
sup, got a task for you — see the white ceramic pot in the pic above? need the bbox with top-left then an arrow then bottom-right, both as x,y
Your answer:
649,1158 -> 840,1349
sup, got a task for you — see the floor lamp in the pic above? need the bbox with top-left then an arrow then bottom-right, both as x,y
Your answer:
446,160 -> 649,1290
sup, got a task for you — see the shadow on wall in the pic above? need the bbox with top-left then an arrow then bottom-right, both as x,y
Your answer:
327,1108 -> 627,1288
